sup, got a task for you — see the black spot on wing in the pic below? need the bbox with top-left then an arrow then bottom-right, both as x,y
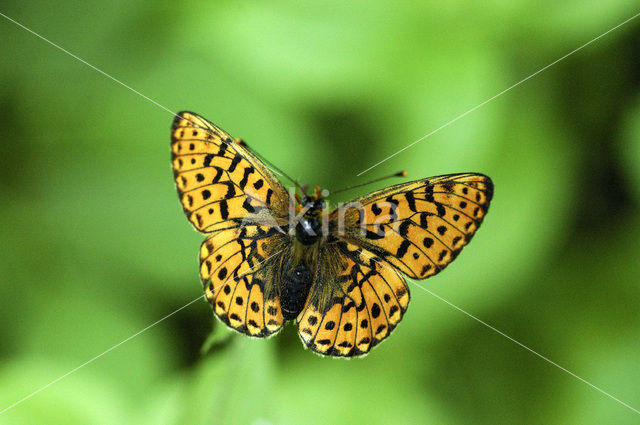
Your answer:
219,200 -> 229,220
396,240 -> 411,258
438,250 -> 447,261
365,228 -> 385,240
228,155 -> 242,173
239,166 -> 255,189
212,166 -> 223,183
398,221 -> 410,237
419,213 -> 430,229
203,154 -> 214,168
423,186 -> 435,202
266,188 -> 273,205
218,267 -> 228,280
423,237 -> 434,248
405,192 -> 417,212
224,182 -> 236,198
242,198 -> 256,213
218,141 -> 228,156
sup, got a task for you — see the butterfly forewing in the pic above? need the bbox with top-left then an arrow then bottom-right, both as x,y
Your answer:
337,173 -> 493,280
171,111 -> 288,233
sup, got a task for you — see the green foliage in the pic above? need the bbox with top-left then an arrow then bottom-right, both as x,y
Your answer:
0,2 -> 639,424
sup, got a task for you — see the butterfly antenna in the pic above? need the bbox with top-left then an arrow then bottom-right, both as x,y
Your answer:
244,143 -> 305,194
330,171 -> 408,196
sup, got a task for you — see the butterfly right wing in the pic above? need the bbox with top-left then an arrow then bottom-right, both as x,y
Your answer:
296,173 -> 492,356
296,243 -> 410,357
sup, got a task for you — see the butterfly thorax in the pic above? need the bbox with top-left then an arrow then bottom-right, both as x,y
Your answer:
294,195 -> 327,246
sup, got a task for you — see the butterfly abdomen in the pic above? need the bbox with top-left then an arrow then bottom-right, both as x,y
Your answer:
280,264 -> 313,320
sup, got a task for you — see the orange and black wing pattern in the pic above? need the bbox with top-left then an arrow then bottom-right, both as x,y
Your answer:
171,111 -> 289,336
172,112 -> 494,354
346,173 -> 493,280
296,242 -> 409,356
200,225 -> 288,337
171,111 -> 288,233
297,173 -> 493,356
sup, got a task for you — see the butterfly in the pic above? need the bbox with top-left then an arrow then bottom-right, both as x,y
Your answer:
171,111 -> 493,357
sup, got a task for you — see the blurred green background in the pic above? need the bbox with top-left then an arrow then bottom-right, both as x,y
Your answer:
1,2 -> 639,424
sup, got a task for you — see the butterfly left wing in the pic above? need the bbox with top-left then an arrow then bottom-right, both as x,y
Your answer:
201,224 -> 287,337
171,111 -> 291,337
171,111 -> 288,233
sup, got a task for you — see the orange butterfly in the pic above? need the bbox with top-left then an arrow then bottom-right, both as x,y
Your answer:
171,111 -> 493,356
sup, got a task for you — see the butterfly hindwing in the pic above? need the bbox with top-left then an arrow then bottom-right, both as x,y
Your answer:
296,243 -> 409,357
200,220 -> 287,337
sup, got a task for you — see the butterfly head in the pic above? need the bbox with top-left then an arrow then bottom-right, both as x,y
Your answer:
294,185 -> 327,209
300,196 -> 326,210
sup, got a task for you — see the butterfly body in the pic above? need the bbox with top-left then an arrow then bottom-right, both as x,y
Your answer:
277,237 -> 320,320
171,111 -> 493,357
293,195 -> 327,245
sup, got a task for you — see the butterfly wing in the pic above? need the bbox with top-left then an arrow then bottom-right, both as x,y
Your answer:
337,173 -> 493,280
171,111 -> 288,233
201,225 -> 287,336
296,173 -> 493,356
172,111 -> 290,336
296,243 -> 409,356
